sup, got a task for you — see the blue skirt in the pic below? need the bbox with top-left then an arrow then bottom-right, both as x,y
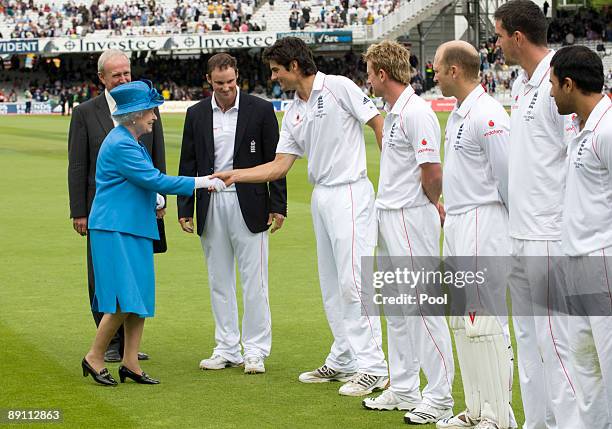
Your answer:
89,229 -> 155,318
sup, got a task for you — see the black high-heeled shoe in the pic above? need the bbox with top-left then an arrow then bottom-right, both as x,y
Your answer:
118,365 -> 160,384
81,358 -> 117,386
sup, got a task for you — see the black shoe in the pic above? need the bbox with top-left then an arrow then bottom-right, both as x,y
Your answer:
81,358 -> 117,386
104,349 -> 122,363
137,352 -> 150,361
118,365 -> 160,384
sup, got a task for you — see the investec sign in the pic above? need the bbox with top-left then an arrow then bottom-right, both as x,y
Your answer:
37,33 -> 277,54
0,39 -> 39,54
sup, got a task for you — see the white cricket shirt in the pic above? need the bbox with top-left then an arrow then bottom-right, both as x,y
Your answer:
212,90 -> 239,191
443,84 -> 510,215
375,85 -> 441,210
276,71 -> 379,186
508,50 -> 571,240
562,95 -> 612,256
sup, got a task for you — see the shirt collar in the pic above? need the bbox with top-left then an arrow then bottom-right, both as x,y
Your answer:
454,84 -> 485,118
580,95 -> 611,133
521,50 -> 554,88
386,85 -> 415,115
294,71 -> 326,103
105,88 -> 116,113
211,89 -> 240,112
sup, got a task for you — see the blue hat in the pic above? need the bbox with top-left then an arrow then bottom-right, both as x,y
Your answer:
110,80 -> 164,116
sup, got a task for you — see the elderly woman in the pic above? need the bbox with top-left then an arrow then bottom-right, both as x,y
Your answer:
81,80 -> 224,386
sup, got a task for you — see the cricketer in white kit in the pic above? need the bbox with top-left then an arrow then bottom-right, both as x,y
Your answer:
212,37 -> 389,396
549,45 -> 612,429
360,40 -> 455,426
432,40 -> 516,429
494,2 -> 580,428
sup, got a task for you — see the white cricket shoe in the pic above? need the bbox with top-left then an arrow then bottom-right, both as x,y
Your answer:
474,419 -> 500,429
437,410 -> 479,428
362,390 -> 420,411
338,372 -> 389,397
298,364 -> 355,383
199,354 -> 242,370
404,404 -> 453,425
244,356 -> 265,374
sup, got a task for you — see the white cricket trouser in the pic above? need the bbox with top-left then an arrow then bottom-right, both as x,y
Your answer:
377,204 -> 454,408
444,203 -> 516,428
200,191 -> 271,363
311,178 -> 387,376
566,246 -> 612,429
509,238 -> 580,429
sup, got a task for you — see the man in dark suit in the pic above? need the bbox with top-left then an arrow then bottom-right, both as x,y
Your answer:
68,49 -> 163,362
178,53 -> 287,375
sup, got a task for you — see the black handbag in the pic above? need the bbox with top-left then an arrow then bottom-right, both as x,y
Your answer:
153,218 -> 167,253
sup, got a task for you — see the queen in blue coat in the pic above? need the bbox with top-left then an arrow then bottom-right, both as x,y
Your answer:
81,80 -> 225,386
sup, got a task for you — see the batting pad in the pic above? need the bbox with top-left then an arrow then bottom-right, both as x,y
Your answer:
453,315 -> 512,428
450,316 -> 481,422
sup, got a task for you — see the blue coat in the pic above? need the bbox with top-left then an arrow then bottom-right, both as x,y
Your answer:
89,125 -> 194,240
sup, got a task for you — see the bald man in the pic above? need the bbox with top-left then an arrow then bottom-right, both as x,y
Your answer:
433,41 -> 515,429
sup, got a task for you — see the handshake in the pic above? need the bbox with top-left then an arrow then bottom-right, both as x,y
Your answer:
194,175 -> 229,192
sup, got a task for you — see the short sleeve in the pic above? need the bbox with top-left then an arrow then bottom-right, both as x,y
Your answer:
402,107 -> 441,165
334,76 -> 379,124
275,111 -> 304,158
595,128 -> 612,171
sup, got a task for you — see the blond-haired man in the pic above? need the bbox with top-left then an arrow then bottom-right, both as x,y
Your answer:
361,40 -> 455,425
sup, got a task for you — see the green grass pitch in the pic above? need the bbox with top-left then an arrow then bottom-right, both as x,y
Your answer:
0,112 -> 524,428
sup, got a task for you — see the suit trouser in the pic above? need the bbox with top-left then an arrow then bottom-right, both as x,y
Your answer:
377,204 -> 454,408
310,178 -> 387,376
86,235 -> 122,353
566,247 -> 612,429
200,191 -> 271,363
509,239 -> 580,429
444,203 -> 516,427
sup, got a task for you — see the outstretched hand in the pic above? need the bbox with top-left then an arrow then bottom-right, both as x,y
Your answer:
211,170 -> 237,187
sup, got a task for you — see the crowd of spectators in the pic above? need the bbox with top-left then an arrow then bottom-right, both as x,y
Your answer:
0,0 -> 263,38
548,5 -> 612,44
287,0 -> 399,31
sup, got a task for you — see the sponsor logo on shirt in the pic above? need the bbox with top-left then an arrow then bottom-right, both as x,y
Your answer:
484,129 -> 504,137
488,120 -> 495,127
418,138 -> 435,154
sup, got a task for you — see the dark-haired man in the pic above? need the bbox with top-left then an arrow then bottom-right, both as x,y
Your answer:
213,37 -> 388,396
178,53 -> 287,375
550,45 -> 612,429
494,1 -> 580,428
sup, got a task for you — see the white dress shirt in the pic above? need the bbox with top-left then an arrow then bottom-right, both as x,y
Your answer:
104,89 -> 118,127
212,90 -> 240,191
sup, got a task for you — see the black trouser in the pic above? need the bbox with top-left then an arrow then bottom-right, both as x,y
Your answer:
87,235 -> 123,355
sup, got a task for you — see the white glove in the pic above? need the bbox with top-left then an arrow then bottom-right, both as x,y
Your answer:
194,176 -> 226,192
156,193 -> 165,210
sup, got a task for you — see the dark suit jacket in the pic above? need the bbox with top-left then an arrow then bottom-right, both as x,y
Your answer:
177,92 -> 287,236
68,93 -> 165,218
